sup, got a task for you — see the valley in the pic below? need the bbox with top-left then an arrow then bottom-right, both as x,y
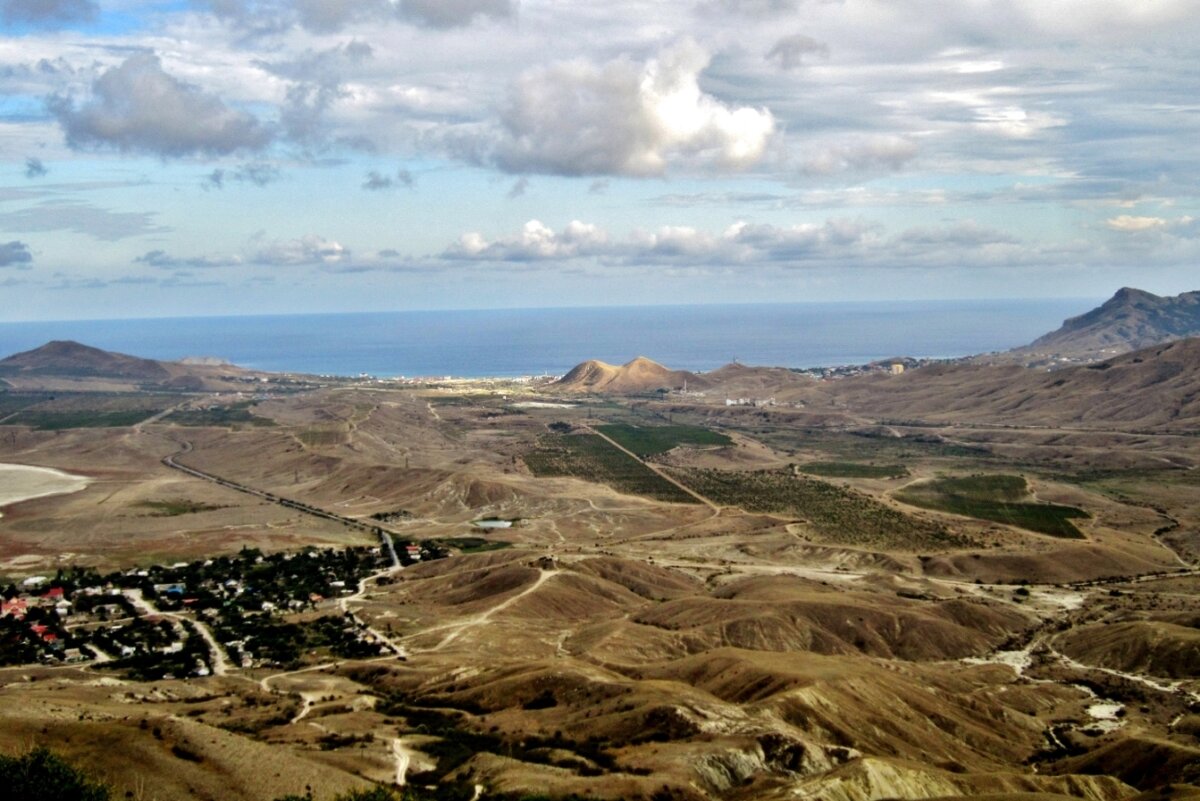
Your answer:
1,334 -> 1199,801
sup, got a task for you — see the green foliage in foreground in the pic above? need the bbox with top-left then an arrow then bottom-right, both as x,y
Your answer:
893,474 -> 1088,539
595,423 -> 731,456
797,461 -> 909,479
0,747 -> 110,801
524,433 -> 697,504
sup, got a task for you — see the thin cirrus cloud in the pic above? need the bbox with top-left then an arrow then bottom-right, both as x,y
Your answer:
0,201 -> 167,241
196,0 -> 512,32
472,40 -> 776,177
49,53 -> 272,158
0,0 -> 96,28
1105,215 -> 1195,233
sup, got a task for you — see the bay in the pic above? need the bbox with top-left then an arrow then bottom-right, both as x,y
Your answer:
0,299 -> 1095,378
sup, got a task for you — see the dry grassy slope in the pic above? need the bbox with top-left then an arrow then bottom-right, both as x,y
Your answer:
699,363 -> 816,396
1050,734 -> 1200,789
629,575 -> 1028,661
918,540 -> 1176,584
829,338 -> 1200,430
180,425 -> 532,519
572,556 -> 705,600
389,553 -> 1033,665
393,643 -> 1128,798
1053,621 -> 1200,679
770,757 -> 1132,801
0,680 -> 368,801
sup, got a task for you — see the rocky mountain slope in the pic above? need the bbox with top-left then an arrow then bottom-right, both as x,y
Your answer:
1012,287 -> 1200,363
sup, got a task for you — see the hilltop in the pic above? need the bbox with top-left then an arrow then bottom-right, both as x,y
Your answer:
1010,287 -> 1200,364
0,340 -> 171,381
554,356 -> 708,393
0,340 -> 261,392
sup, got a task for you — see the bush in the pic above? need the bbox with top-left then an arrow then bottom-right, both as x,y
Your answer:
0,747 -> 111,801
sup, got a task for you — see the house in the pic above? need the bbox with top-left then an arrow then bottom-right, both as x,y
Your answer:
1,598 -> 28,619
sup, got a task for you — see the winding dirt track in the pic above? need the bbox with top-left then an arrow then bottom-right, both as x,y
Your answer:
583,425 -> 719,509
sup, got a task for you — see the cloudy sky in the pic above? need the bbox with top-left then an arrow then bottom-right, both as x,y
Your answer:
0,0 -> 1197,320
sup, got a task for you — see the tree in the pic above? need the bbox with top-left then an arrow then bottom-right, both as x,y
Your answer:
0,747 -> 111,801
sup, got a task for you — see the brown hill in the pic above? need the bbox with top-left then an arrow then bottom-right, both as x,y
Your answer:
702,362 -> 813,396
833,337 -> 1200,431
0,340 -> 170,380
1014,287 -> 1200,362
0,340 -> 264,392
554,356 -> 707,393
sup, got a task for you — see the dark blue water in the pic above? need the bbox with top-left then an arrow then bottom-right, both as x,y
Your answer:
0,300 -> 1095,378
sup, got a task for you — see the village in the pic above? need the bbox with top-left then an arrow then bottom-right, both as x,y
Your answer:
0,538 -> 441,679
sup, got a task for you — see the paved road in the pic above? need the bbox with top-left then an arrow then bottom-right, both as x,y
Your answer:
124,588 -> 231,676
163,441 -> 388,536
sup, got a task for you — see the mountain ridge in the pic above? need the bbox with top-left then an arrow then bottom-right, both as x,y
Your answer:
1014,287 -> 1200,362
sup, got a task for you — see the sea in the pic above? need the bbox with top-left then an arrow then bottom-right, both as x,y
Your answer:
0,299 -> 1096,379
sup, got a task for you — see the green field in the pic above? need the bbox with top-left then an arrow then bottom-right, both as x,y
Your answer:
135,499 -> 226,517
893,474 -> 1088,539
798,461 -> 909,479
755,427 -> 991,461
671,467 -> 970,550
4,393 -> 175,430
524,433 -> 698,504
0,392 -> 49,418
595,423 -> 731,456
166,402 -> 274,427
436,537 -> 512,554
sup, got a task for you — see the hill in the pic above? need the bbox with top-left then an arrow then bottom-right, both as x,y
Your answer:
702,362 -> 814,396
1013,287 -> 1200,363
0,340 -> 171,381
554,356 -> 707,394
833,337 -> 1200,430
0,340 -> 262,392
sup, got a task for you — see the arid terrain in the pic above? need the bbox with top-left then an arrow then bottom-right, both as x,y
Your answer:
2,330 -> 1199,801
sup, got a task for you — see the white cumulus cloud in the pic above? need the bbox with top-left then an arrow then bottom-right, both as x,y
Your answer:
489,40 -> 776,177
50,53 -> 271,158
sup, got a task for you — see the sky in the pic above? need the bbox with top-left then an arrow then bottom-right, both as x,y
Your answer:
0,0 -> 1198,320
